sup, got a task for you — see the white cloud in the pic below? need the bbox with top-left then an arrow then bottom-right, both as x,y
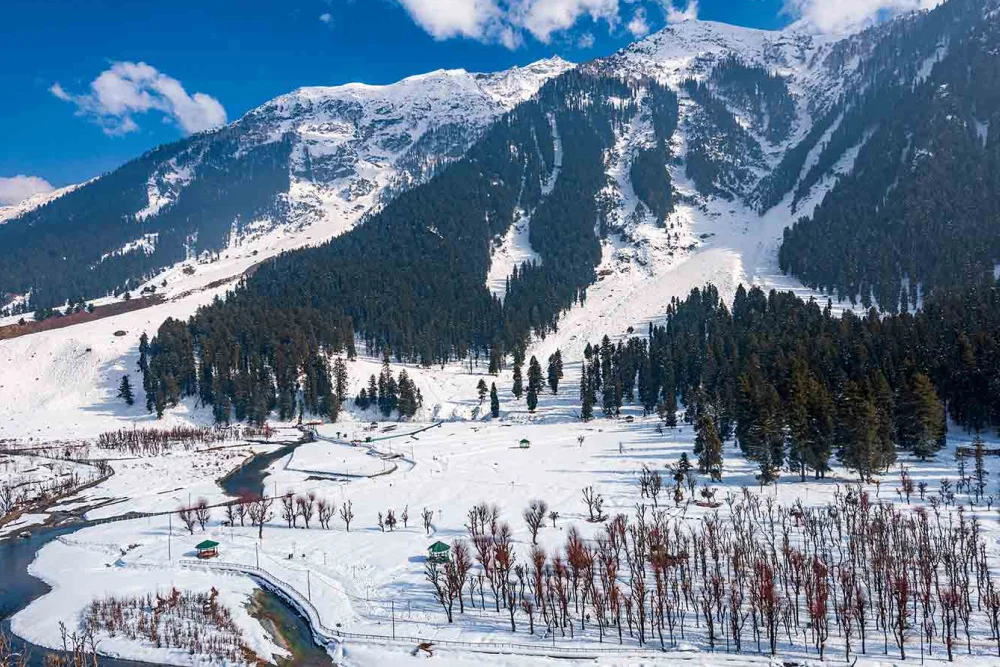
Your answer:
627,6 -> 650,36
516,0 -> 621,43
319,12 -> 333,23
577,31 -> 596,48
0,175 -> 54,206
396,0 -> 502,40
784,0 -> 942,33
662,0 -> 697,24
50,62 -> 227,136
396,0 -> 623,47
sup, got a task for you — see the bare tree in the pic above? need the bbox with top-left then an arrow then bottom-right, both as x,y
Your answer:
548,509 -> 559,527
296,493 -> 315,529
426,561 -> 455,623
422,507 -> 433,535
194,498 -> 210,531
280,492 -> 296,528
247,493 -> 274,540
317,498 -> 335,529
340,499 -> 354,531
178,506 -> 196,534
401,505 -> 409,529
386,508 -> 397,531
523,499 -> 548,545
0,483 -> 14,516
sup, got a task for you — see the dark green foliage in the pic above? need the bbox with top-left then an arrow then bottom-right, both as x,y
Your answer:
629,147 -> 673,223
682,79 -> 764,200
779,0 -> 1000,311
580,279 -> 1000,480
477,378 -> 489,404
490,382 -> 500,418
546,350 -> 563,394
752,105 -> 840,213
118,375 -> 135,406
694,414 -> 723,481
512,362 -> 524,400
526,355 -> 543,412
896,372 -> 947,459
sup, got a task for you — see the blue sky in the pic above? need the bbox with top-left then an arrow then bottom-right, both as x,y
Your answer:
0,0 -> 923,200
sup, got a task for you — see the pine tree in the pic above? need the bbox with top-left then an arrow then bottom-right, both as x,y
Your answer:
547,350 -> 563,394
526,356 -> 543,413
398,370 -> 417,419
580,363 -> 595,421
476,378 -> 488,404
137,332 -> 149,374
367,375 -> 379,409
117,375 -> 135,406
694,413 -> 723,481
332,357 -> 349,403
897,372 -> 946,459
490,382 -> 500,418
512,362 -> 523,400
488,345 -> 501,375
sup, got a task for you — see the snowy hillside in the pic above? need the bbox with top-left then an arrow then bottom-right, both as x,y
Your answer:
0,57 -> 573,314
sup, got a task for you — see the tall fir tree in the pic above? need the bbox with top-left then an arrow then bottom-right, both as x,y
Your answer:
118,375 -> 135,406
547,350 -> 563,394
490,382 -> 500,418
512,362 -> 524,400
694,413 -> 723,481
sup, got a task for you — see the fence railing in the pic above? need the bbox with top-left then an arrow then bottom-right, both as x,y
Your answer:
175,558 -> 694,658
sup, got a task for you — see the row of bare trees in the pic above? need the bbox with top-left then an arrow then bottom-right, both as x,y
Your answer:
96,425 -> 272,456
427,489 -> 1000,661
1,468 -> 98,521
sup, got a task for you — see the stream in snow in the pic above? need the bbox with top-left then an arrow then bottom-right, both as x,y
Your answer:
1,440 -> 332,667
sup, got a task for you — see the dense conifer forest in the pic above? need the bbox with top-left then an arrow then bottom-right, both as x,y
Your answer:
577,280 -> 1000,483
778,0 -> 1000,312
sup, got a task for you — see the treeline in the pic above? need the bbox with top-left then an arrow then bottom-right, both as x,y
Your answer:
96,424 -> 272,456
140,295 -> 356,425
355,352 -> 423,419
428,487 -> 1000,662
580,280 -> 1000,483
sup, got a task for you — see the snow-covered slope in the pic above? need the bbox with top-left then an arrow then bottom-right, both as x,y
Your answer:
228,56 -> 575,239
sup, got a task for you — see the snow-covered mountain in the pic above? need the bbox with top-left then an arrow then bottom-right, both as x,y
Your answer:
150,56 -> 577,236
0,57 -> 574,312
2,0 -> 990,318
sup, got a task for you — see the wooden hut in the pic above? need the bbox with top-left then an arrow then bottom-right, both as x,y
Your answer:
195,539 -> 219,559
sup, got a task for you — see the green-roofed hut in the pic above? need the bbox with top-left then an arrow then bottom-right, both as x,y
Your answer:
428,541 -> 450,563
196,539 -> 219,559
519,438 -> 531,449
